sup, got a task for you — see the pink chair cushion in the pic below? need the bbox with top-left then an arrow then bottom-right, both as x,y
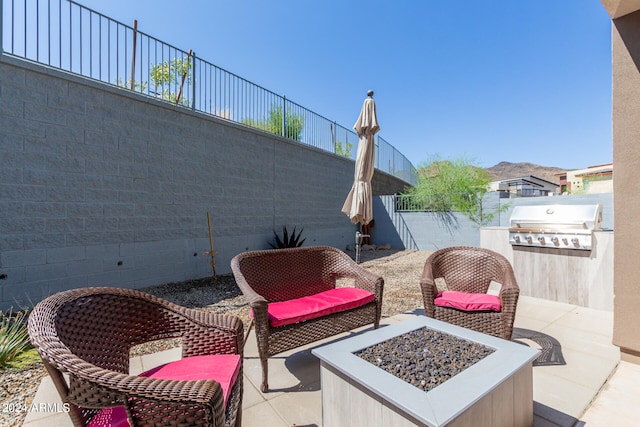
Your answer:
434,291 -> 502,312
87,354 -> 241,427
252,287 -> 375,327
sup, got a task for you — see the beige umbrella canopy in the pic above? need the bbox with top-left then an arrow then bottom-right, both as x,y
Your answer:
342,90 -> 380,225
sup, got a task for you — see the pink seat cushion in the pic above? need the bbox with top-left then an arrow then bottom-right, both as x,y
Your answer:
434,291 -> 502,312
88,354 -> 241,427
254,287 -> 375,327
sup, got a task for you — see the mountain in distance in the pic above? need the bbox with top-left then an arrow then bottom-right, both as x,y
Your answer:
484,162 -> 567,185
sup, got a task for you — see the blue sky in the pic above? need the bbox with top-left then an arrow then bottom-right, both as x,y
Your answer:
77,0 -> 612,170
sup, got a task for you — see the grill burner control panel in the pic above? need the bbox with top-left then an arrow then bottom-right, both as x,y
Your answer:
508,204 -> 603,251
509,231 -> 592,250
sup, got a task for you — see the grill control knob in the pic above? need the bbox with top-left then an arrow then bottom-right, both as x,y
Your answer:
514,235 -> 521,243
526,235 -> 533,244
571,237 -> 580,246
551,236 -> 559,245
538,236 -> 546,244
562,238 -> 569,245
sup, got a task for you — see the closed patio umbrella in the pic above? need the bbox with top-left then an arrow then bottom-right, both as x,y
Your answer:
341,90 -> 380,226
342,91 -> 379,263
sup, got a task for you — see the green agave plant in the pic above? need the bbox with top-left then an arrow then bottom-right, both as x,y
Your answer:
0,308 -> 31,367
269,226 -> 306,249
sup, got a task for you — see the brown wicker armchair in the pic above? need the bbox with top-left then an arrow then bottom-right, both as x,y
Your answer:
420,246 -> 520,341
231,245 -> 384,392
27,287 -> 244,427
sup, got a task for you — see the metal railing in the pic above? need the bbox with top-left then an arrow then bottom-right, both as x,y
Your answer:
394,193 -> 459,212
1,0 -> 417,185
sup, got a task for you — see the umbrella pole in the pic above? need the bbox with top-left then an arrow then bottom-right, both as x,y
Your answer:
355,226 -> 371,264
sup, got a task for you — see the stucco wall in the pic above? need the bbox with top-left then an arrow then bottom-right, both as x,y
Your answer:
371,196 -> 482,250
610,9 -> 640,360
0,56 -> 409,310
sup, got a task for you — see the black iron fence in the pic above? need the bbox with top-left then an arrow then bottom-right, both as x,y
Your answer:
1,0 -> 417,185
394,193 -> 461,212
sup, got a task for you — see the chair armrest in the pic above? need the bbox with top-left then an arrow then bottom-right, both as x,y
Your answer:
497,267 -> 519,312
499,286 -> 519,309
328,251 -> 384,297
229,257 -> 270,325
419,279 -> 437,318
419,256 -> 438,317
178,311 -> 244,358
121,372 -> 223,402
495,262 -> 519,340
496,261 -> 519,302
230,255 -> 270,304
70,364 -> 226,426
327,254 -> 384,328
128,384 -> 225,426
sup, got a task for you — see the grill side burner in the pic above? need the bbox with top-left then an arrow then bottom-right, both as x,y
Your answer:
508,204 -> 603,251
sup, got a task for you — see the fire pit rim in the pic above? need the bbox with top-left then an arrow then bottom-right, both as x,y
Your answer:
312,315 -> 540,426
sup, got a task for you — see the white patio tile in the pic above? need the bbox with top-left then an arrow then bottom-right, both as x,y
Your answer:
540,322 -> 619,361
533,369 -> 597,418
516,296 -> 577,327
24,296 -> 631,427
534,348 -> 617,391
551,306 -> 613,337
242,375 -> 267,409
267,386 -> 323,426
242,400 -> 289,427
580,361 -> 640,424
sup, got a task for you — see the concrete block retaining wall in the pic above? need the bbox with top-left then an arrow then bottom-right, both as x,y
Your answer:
0,55 -> 613,311
0,57 -> 408,310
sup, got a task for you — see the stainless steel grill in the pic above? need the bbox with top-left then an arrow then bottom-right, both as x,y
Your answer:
508,204 -> 603,251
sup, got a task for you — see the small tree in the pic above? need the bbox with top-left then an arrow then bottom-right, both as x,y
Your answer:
405,155 -> 510,230
334,140 -> 353,158
242,105 -> 305,141
149,57 -> 192,107
269,106 -> 304,141
116,78 -> 148,93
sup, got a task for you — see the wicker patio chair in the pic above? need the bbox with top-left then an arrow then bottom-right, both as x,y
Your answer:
420,246 -> 520,341
231,245 -> 384,392
28,287 -> 244,427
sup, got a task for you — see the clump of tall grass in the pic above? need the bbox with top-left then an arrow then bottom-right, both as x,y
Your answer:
0,308 -> 32,367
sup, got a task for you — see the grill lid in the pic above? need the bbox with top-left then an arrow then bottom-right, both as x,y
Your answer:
508,204 -> 602,250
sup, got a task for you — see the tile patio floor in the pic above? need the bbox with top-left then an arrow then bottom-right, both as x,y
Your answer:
24,295 -> 638,426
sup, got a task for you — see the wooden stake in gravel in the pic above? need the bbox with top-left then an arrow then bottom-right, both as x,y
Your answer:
205,212 -> 218,284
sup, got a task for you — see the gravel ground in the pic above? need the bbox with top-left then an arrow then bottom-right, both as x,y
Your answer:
0,248 -> 431,426
357,326 -> 494,392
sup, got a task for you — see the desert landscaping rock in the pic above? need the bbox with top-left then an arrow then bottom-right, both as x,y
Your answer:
356,327 -> 495,392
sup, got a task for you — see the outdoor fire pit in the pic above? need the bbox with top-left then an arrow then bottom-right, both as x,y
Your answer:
312,316 -> 539,427
355,327 -> 495,393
